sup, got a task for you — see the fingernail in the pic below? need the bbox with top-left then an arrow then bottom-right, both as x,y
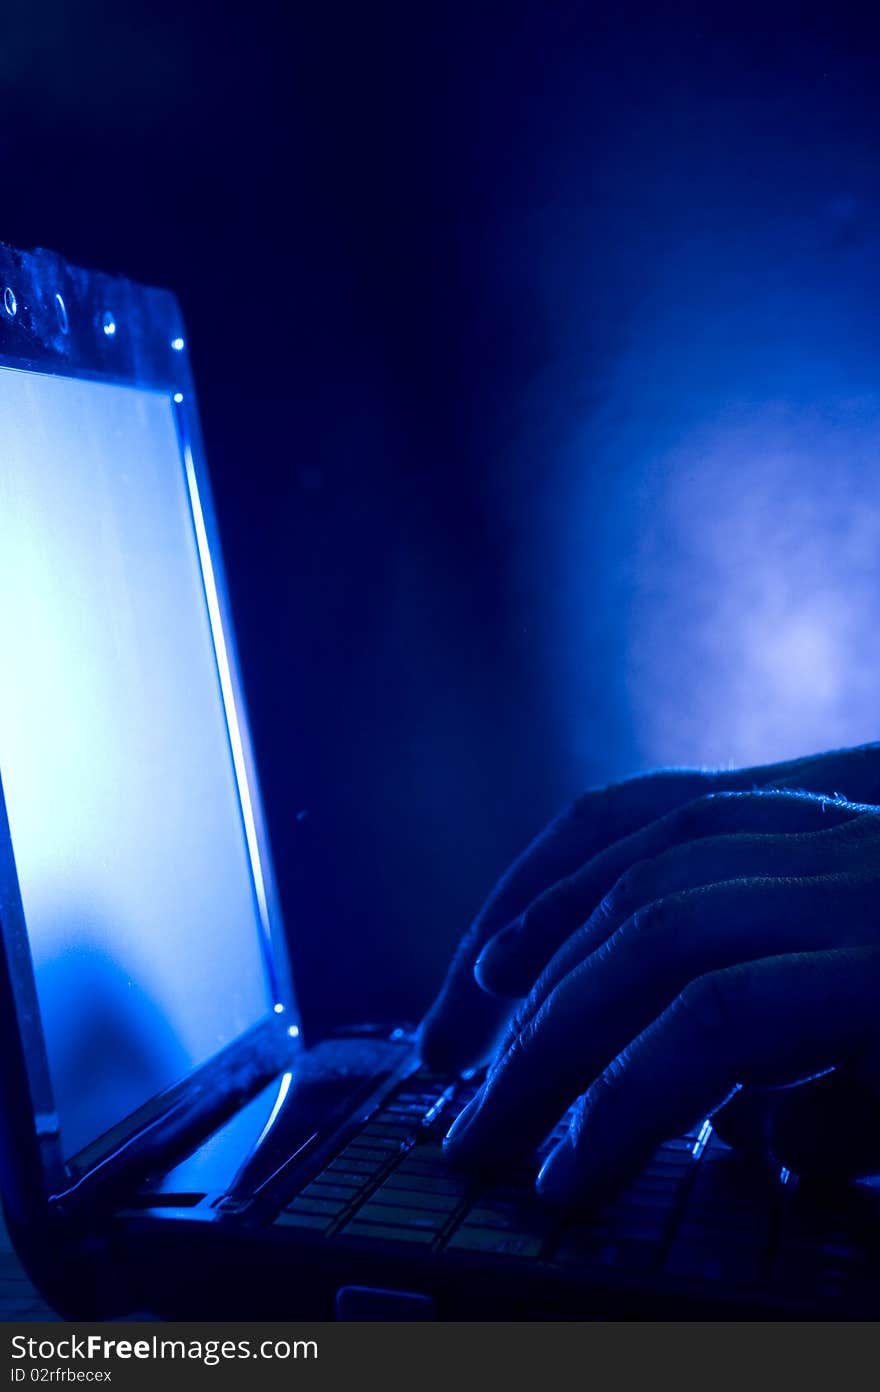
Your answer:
443,1090 -> 483,1149
536,1137 -> 577,1202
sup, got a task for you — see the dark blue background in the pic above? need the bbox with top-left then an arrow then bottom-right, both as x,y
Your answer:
3,3 -> 879,1039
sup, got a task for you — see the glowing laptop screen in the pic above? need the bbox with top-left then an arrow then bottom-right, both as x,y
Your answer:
0,367 -> 274,1160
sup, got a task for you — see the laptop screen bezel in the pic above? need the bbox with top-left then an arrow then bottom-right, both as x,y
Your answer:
0,241 -> 301,1218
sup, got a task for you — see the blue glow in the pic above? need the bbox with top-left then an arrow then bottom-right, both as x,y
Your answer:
173,391 -> 184,403
254,1070 -> 293,1149
497,115 -> 880,780
691,1118 -> 713,1157
273,1003 -> 284,1014
3,286 -> 17,318
53,292 -> 68,335
550,383 -> 880,773
287,1025 -> 300,1038
182,440 -> 271,938
0,367 -> 274,1158
102,314 -> 116,338
171,336 -> 185,352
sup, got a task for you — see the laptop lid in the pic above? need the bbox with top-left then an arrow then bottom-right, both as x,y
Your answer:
0,242 -> 300,1228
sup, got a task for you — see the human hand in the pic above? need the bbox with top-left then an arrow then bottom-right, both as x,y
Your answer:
419,743 -> 880,1200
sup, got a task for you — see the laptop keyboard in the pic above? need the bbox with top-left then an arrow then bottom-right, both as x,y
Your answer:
270,1068 -> 880,1310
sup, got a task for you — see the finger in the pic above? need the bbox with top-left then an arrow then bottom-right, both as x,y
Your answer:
536,947 -> 880,1204
444,873 -> 875,1166
418,768 -> 716,1071
475,791 -> 865,1000
475,746 -> 880,1006
496,809 -> 879,1047
420,743 -> 880,1072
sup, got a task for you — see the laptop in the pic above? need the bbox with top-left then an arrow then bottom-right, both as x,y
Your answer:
1,239 -> 879,1322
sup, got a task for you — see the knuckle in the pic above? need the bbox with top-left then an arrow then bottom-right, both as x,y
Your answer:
599,861 -> 648,921
567,1092 -> 591,1147
618,895 -> 693,979
596,1051 -> 630,1094
623,895 -> 670,944
503,1011 -> 540,1070
498,1013 -> 525,1059
500,991 -> 542,1057
573,1053 -> 630,1134
510,997 -> 532,1038
677,968 -> 739,1037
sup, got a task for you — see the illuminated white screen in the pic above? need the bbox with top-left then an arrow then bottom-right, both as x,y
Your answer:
0,367 -> 273,1158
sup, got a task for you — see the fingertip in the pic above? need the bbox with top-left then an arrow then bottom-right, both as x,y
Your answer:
442,1091 -> 483,1152
535,1136 -> 578,1203
473,920 -> 529,997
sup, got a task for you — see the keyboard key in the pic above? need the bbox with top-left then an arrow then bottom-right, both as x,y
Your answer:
382,1173 -> 469,1197
344,1133 -> 401,1152
465,1205 -> 550,1234
361,1123 -> 413,1141
339,1145 -> 397,1163
342,1221 -> 436,1246
659,1137 -> 699,1153
409,1143 -> 446,1161
355,1203 -> 447,1231
420,1105 -> 455,1131
275,1211 -> 333,1232
395,1160 -> 450,1181
327,1157 -> 382,1177
374,1184 -> 461,1213
681,1123 -> 706,1140
301,1181 -> 362,1202
285,1196 -> 348,1217
399,1145 -> 447,1164
446,1226 -> 543,1259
